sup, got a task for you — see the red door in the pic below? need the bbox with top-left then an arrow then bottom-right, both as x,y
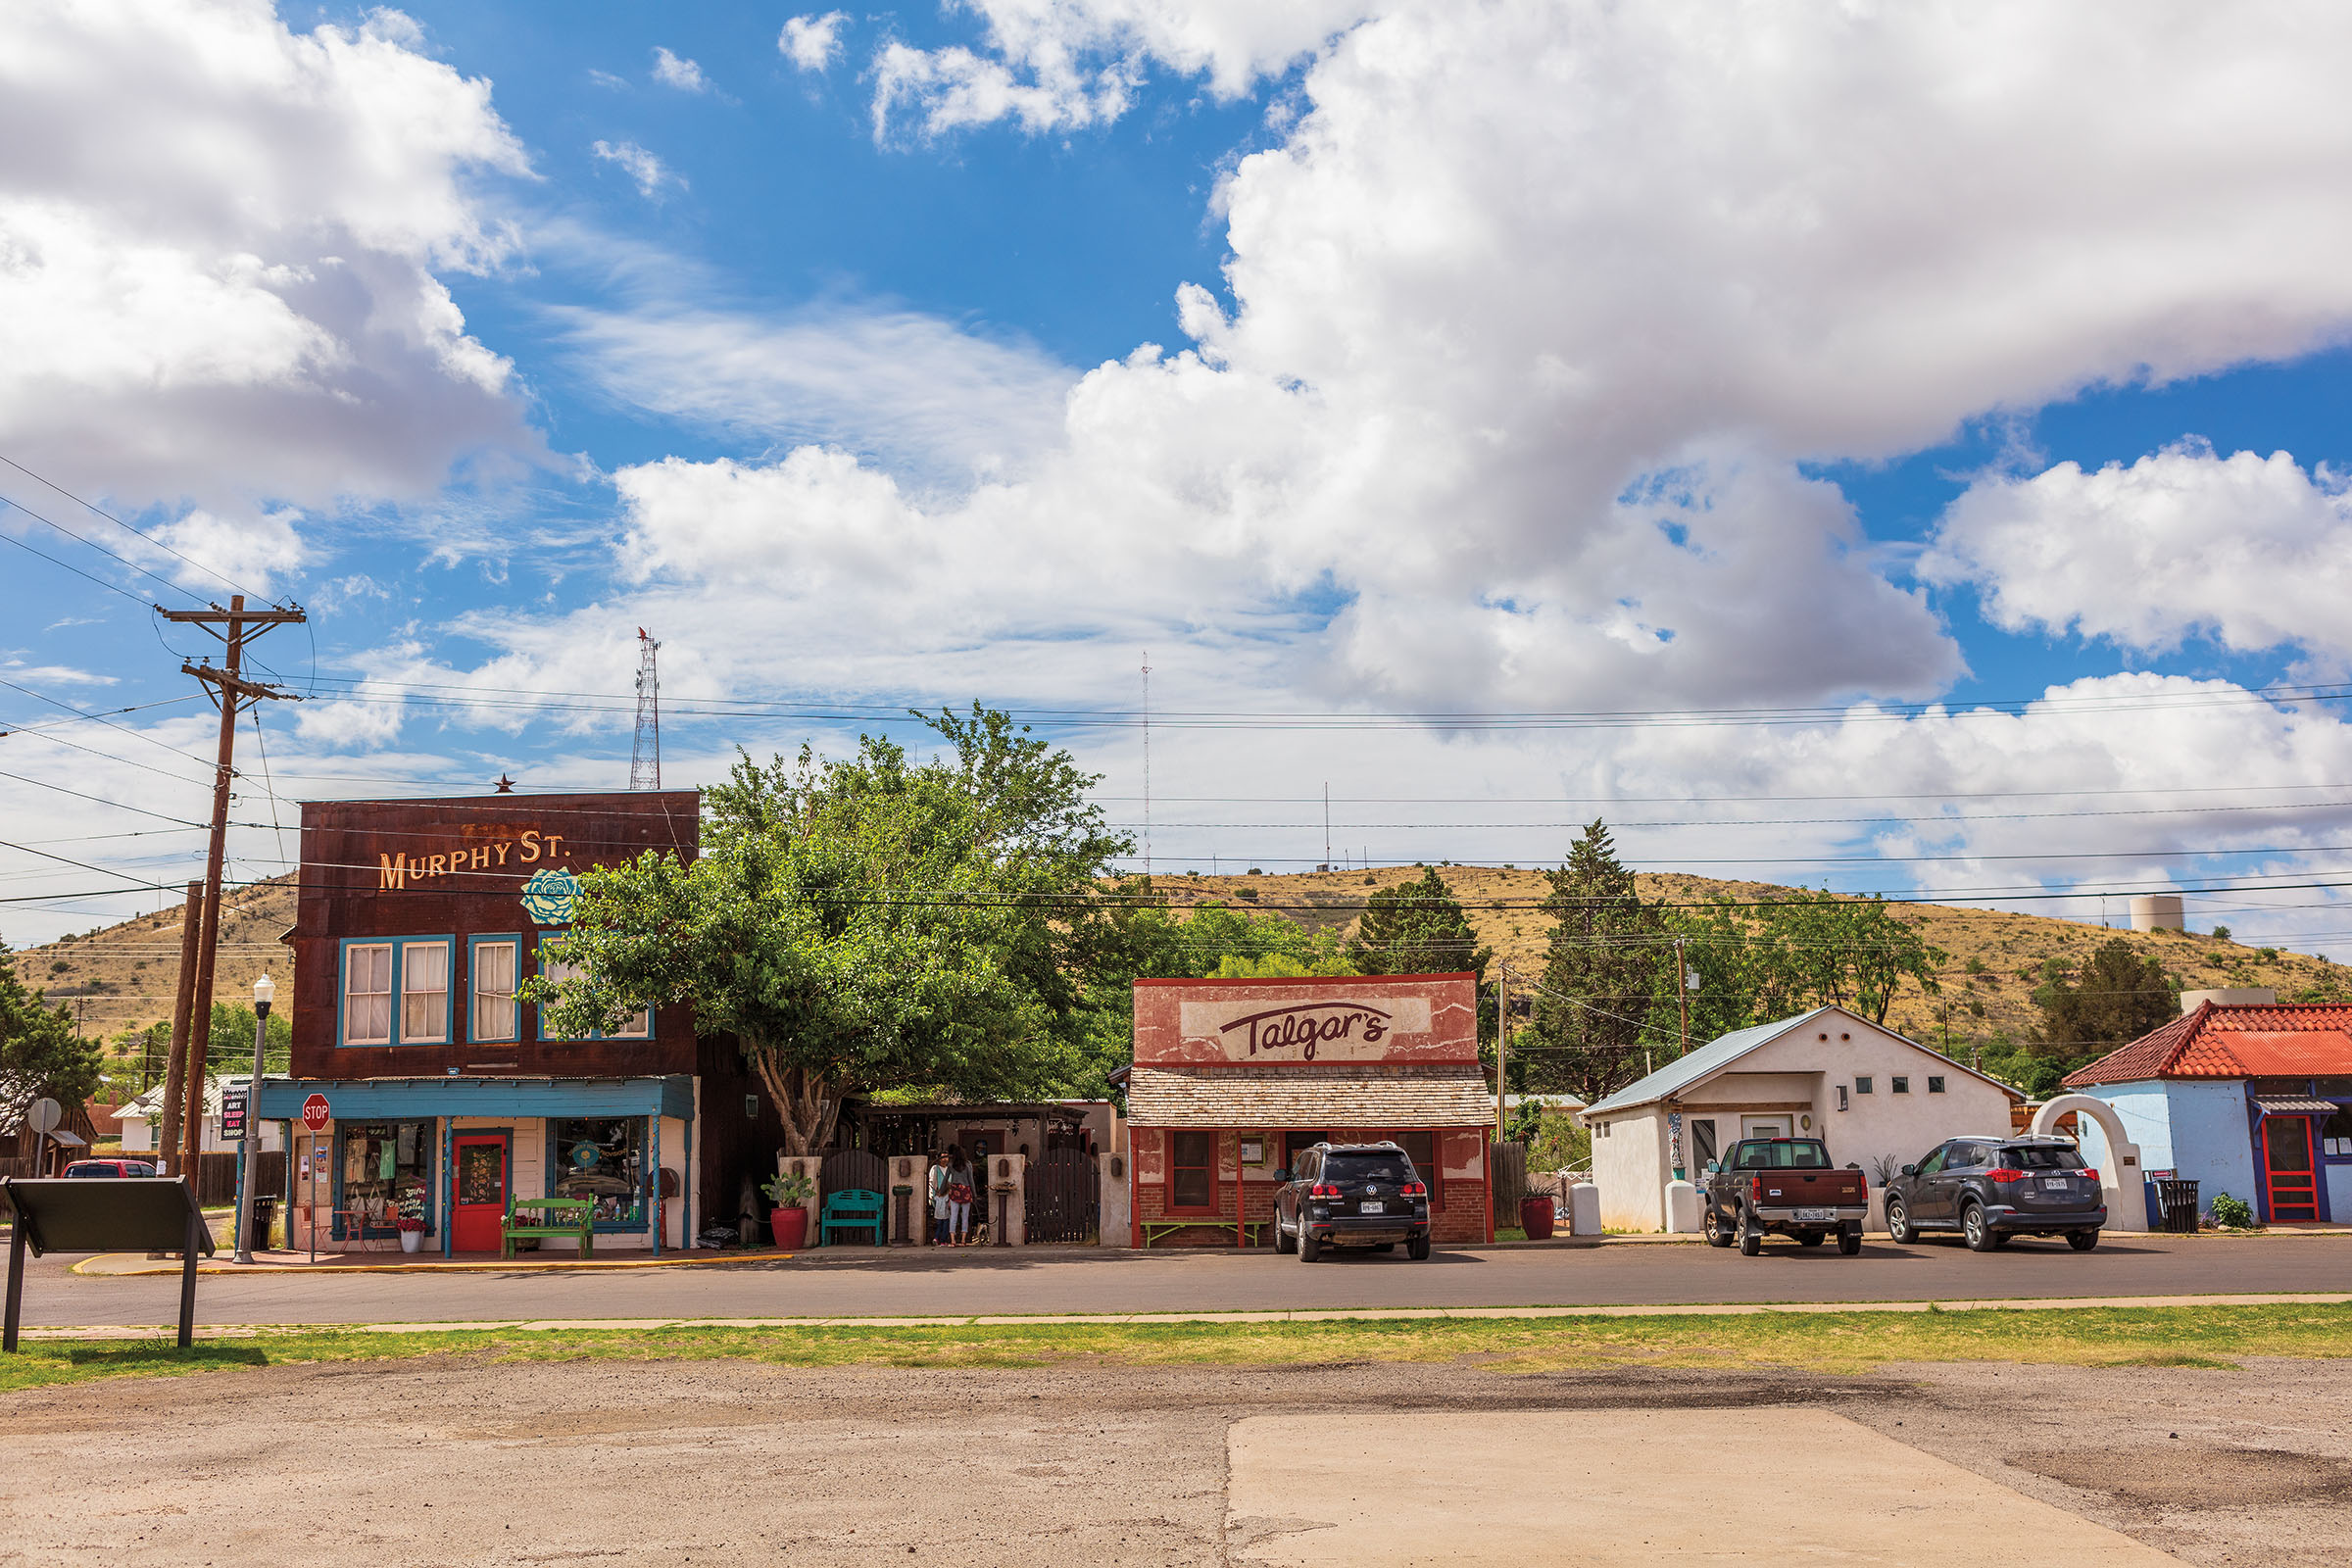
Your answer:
452,1135 -> 509,1252
2263,1115 -> 2320,1222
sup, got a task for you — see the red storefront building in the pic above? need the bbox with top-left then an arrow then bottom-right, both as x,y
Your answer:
1123,973 -> 1495,1247
255,790 -> 779,1254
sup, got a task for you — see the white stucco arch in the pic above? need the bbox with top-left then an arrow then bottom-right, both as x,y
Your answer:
2030,1094 -> 2147,1232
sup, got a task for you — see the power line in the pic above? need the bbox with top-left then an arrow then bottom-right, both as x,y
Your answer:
0,448 -> 277,604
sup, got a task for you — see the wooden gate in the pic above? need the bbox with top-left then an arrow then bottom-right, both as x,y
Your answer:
819,1148 -> 888,1200
1023,1148 -> 1099,1244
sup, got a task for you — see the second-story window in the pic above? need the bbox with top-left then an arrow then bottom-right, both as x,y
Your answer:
343,943 -> 393,1045
399,940 -> 451,1044
537,939 -> 651,1040
471,938 -> 518,1042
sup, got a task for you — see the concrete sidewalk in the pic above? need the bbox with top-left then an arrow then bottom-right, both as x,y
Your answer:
13,1288 -> 2350,1341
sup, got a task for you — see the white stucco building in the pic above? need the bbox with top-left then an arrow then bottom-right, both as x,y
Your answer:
1580,1005 -> 2023,1232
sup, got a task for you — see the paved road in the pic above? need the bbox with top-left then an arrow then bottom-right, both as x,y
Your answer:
17,1233 -> 2352,1327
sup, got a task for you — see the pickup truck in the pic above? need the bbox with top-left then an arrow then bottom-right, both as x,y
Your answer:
1701,1137 -> 1868,1255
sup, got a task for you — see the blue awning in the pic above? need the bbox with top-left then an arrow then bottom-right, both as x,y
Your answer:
255,1075 -> 693,1121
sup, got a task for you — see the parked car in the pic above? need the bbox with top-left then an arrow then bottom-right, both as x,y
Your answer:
1700,1137 -> 1868,1254
1272,1141 -> 1432,1261
61,1158 -> 157,1178
1881,1135 -> 2104,1251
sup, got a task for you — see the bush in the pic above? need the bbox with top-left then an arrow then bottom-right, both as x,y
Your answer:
2208,1193 -> 2255,1229
2212,925 -> 2232,942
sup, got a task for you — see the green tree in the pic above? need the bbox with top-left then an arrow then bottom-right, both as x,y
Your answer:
1522,822 -> 1664,1101
0,943 -> 100,1130
1750,891 -> 1943,1026
205,1002 -> 291,1075
2031,937 -> 2177,1074
1346,865 -> 1493,997
534,706 -> 1131,1152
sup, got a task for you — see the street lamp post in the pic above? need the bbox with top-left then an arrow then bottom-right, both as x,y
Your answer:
234,974 -> 272,1265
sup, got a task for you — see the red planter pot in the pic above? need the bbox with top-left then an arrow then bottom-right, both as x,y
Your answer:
1519,1196 -> 1556,1241
770,1205 -> 808,1250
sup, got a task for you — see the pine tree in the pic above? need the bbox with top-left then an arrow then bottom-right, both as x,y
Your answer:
1347,865 -> 1494,1038
1524,821 -> 1665,1100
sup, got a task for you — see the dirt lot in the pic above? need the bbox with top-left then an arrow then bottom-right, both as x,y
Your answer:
5,1355 -> 2349,1565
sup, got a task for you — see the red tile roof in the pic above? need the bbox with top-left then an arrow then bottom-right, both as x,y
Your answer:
2065,1003 -> 2352,1087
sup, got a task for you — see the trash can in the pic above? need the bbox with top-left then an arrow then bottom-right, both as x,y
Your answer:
248,1197 -> 278,1251
1519,1195 -> 1556,1241
2156,1178 -> 2199,1234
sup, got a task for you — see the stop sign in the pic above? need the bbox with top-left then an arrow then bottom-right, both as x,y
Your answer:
301,1093 -> 331,1132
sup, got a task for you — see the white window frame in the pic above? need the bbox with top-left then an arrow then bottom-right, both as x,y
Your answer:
397,939 -> 453,1046
470,938 -> 520,1044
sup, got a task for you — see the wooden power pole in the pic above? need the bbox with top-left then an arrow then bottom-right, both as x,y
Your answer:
156,880 -> 202,1175
1494,963 -> 1509,1140
158,595 -> 304,1182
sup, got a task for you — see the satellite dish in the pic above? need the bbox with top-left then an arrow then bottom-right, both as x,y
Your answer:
27,1097 -> 62,1135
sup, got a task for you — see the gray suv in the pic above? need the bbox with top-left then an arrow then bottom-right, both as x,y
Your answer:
1883,1135 -> 2106,1251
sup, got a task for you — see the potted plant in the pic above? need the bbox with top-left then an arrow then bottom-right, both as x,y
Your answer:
395,1201 -> 429,1253
763,1168 -> 814,1249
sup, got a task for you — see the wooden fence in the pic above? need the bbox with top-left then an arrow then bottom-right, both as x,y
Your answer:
1489,1141 -> 1529,1217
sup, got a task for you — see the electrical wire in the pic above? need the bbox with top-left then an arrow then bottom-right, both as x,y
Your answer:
0,448 -> 278,605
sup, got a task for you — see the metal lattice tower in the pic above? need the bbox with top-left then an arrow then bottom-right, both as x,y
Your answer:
629,627 -> 662,789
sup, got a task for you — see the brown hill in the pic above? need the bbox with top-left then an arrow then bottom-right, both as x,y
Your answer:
1148,864 -> 2351,1051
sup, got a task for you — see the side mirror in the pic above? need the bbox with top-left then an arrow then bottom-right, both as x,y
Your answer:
1272,1168 -> 1291,1184
1702,1161 -> 1718,1176
1900,1164 -> 1915,1177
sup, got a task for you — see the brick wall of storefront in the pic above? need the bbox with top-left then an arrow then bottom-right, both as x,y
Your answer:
1130,1126 -> 1490,1247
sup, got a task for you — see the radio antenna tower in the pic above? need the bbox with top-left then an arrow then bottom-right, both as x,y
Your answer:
1141,650 -> 1152,879
629,627 -> 662,789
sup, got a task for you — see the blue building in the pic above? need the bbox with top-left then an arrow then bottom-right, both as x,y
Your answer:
2065,1001 -> 2352,1224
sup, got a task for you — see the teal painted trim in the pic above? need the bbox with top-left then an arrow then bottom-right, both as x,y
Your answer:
466,933 -> 522,1045
440,1116 -> 454,1258
650,1111 -> 662,1256
258,1075 -> 693,1120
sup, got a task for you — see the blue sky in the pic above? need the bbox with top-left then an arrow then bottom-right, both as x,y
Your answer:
9,1 -> 2352,952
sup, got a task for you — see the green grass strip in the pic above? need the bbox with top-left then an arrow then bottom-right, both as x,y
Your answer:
6,1301 -> 2340,1396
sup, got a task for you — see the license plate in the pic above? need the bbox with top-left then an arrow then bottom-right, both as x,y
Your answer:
2041,1179 -> 2070,1192
1794,1206 -> 1834,1222
1359,1201 -> 1385,1215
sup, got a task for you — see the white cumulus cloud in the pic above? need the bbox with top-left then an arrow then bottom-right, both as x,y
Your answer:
592,140 -> 685,199
779,13 -> 849,74
651,45 -> 708,92
1924,445 -> 2352,672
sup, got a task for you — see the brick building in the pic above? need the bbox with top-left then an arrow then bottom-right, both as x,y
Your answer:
254,790 -> 781,1254
1122,973 -> 1494,1247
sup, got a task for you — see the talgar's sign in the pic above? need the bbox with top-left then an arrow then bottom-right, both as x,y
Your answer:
377,829 -> 570,889
1178,995 -> 1436,1062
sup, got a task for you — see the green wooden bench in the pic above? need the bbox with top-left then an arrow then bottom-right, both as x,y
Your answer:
819,1188 -> 886,1246
1141,1218 -> 1270,1248
503,1196 -> 595,1260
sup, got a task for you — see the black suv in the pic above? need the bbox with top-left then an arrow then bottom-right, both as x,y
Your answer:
1272,1142 -> 1432,1261
1882,1135 -> 2106,1251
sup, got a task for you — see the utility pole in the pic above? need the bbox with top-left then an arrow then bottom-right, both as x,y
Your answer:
156,879 -> 201,1176
1140,651 -> 1152,880
158,595 -> 305,1183
1323,782 -> 1331,873
1494,963 -> 1509,1140
1676,935 -> 1690,1050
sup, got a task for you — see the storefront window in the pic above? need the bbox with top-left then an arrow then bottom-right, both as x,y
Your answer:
2323,1108 -> 2352,1158
550,1117 -> 647,1228
339,1121 -> 432,1236
1170,1130 -> 1214,1210
1396,1131 -> 1443,1208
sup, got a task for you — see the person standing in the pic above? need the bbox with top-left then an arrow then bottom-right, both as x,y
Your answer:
930,1149 -> 954,1246
946,1144 -> 976,1245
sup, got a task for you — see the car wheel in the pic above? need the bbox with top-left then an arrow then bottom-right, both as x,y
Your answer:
1794,1230 -> 1826,1247
1739,1220 -> 1762,1256
1298,1228 -> 1321,1263
1838,1225 -> 1863,1256
1273,1216 -> 1296,1254
1406,1236 -> 1431,1260
1885,1198 -> 1915,1246
2067,1229 -> 2100,1252
1962,1202 -> 1997,1252
1705,1215 -> 1734,1249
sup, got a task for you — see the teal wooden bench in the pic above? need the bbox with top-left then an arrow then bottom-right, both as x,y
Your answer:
819,1188 -> 886,1246
503,1196 -> 595,1260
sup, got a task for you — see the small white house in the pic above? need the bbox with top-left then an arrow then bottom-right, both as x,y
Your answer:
1580,1005 -> 2023,1232
117,1075 -> 286,1155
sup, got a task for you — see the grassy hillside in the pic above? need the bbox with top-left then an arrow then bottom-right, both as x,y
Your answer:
19,862 -> 2347,1094
1148,864 -> 2352,1053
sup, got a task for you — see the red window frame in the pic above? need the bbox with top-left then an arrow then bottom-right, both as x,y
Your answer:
1390,1130 -> 1445,1210
1168,1130 -> 1219,1214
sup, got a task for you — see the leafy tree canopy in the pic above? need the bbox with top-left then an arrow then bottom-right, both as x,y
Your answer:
1747,890 -> 1944,1027
0,943 -> 100,1130
1522,822 -> 1663,1100
1347,865 -> 1493,1006
533,706 -> 1130,1152
2031,937 -> 2177,1073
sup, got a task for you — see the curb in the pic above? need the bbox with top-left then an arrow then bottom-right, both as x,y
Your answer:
15,1291 -> 2352,1343
73,1249 -> 798,1278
